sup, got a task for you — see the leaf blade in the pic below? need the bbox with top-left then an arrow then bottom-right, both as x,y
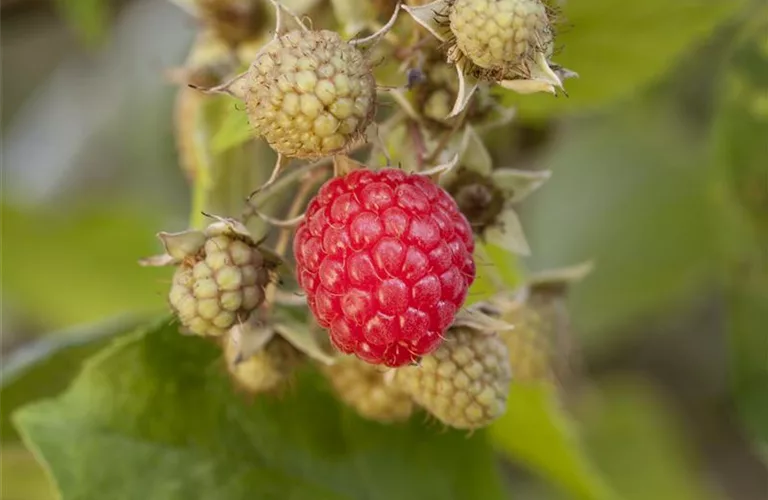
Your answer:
13,318 -> 507,500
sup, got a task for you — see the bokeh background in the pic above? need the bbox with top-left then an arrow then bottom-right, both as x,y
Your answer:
2,0 -> 767,499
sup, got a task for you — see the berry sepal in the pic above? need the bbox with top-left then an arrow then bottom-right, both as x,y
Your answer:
404,0 -> 577,116
438,126 -> 550,255
140,215 -> 281,338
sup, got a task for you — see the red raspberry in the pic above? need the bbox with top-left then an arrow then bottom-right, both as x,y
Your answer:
294,168 -> 476,367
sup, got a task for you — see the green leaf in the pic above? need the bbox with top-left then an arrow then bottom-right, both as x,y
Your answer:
13,319 -> 506,500
183,93 -> 278,231
579,378 -> 725,500
491,385 -> 615,500
210,105 -> 253,155
54,0 -> 110,46
525,107 -> 723,342
506,0 -> 747,118
0,203 -> 169,328
0,444 -> 56,500
1,315 -> 143,441
710,10 -> 768,457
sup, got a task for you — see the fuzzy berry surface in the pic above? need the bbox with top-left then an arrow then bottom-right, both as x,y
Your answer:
449,0 -> 553,72
395,327 -> 512,429
247,30 -> 376,158
169,235 -> 270,337
294,168 -> 476,367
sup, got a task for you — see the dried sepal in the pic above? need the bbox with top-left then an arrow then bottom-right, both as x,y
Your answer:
228,315 -> 277,363
526,261 -> 595,292
448,62 -> 479,117
138,229 -> 207,267
404,0 -> 577,116
332,154 -> 366,177
484,207 -> 531,256
498,52 -> 576,96
272,315 -> 338,365
491,168 -> 551,203
202,214 -> 253,240
452,305 -> 515,333
348,1 -> 402,51
401,0 -> 451,41
457,126 -> 492,175
416,153 -> 459,181
269,0 -> 310,35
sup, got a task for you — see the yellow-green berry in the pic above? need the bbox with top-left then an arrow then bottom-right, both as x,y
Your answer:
449,0 -> 553,76
169,231 -> 273,337
501,289 -> 579,387
501,303 -> 555,383
245,30 -> 376,158
225,335 -> 303,393
394,327 -> 511,429
323,357 -> 414,423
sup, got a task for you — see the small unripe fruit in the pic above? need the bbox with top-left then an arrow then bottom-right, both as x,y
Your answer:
323,357 -> 414,423
395,327 -> 511,429
502,304 -> 555,383
165,225 -> 276,337
448,0 -> 554,77
501,286 -> 580,387
225,336 -> 303,393
245,30 -> 376,158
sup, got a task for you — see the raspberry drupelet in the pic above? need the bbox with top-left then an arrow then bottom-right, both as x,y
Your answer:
293,168 -> 476,367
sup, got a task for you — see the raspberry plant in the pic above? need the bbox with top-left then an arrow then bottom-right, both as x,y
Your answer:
8,0 -> 762,499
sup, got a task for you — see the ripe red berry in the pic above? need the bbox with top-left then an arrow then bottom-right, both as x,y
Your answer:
294,168 -> 476,367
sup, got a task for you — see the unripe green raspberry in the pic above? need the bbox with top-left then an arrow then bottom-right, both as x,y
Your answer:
168,228 -> 274,337
225,335 -> 303,393
245,30 -> 376,158
502,304 -> 555,383
323,357 -> 414,423
394,327 -> 511,429
448,0 -> 553,76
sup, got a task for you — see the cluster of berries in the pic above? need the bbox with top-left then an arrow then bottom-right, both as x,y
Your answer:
145,0 -> 579,429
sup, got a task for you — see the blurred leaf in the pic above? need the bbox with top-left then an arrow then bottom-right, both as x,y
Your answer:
467,243 -> 523,306
711,10 -> 768,456
0,204 -> 169,328
486,243 -> 524,288
54,0 -> 110,46
13,319 -> 506,500
480,244 -> 607,500
330,0 -> 377,37
1,315 -> 143,441
183,94 -> 276,230
491,385 -> 614,500
211,105 -> 253,155
506,0 -> 746,118
485,209 -> 532,256
579,378 -> 723,500
525,108 -> 723,343
1,444 -> 56,500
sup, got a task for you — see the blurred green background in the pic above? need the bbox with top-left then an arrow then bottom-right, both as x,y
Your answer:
1,0 -> 767,499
